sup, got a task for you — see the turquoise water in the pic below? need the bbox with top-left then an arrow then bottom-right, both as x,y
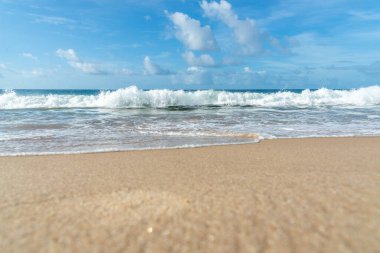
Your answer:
1,86 -> 380,155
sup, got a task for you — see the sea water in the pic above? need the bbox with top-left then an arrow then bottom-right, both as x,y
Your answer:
1,85 -> 380,156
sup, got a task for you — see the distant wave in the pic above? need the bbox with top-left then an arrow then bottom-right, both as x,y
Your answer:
1,85 -> 380,109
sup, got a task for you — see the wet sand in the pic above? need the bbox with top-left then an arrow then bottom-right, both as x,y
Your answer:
1,137 -> 380,252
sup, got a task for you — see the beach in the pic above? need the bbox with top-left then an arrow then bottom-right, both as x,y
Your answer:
1,137 -> 380,253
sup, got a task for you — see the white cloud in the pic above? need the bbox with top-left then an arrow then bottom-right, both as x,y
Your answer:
56,49 -> 109,75
31,69 -> 46,77
349,11 -> 380,21
256,70 -> 266,75
269,37 -> 290,54
56,49 -> 79,62
17,68 -> 53,78
167,11 -> 217,51
222,57 -> 243,66
34,15 -> 76,25
201,0 -> 262,55
258,10 -> 294,26
243,66 -> 252,73
119,68 -> 134,75
183,66 -> 213,85
143,56 -> 172,75
243,67 -> 266,76
68,61 -> 104,74
182,51 -> 215,67
170,66 -> 214,86
21,52 -> 38,61
187,66 -> 204,73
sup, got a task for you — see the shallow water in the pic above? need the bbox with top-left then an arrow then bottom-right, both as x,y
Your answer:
1,86 -> 380,155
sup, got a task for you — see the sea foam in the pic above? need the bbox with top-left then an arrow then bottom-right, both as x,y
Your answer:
1,85 -> 380,109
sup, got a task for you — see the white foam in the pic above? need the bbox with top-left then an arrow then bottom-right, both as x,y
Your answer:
0,140 -> 262,157
1,85 -> 380,109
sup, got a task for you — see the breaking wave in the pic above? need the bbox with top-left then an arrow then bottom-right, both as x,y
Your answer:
1,85 -> 380,109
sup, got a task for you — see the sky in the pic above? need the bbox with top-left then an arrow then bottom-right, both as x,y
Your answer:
0,0 -> 380,90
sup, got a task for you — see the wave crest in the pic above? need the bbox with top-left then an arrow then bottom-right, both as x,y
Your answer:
1,85 -> 380,109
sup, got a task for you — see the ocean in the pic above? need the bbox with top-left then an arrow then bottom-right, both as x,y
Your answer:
1,85 -> 380,156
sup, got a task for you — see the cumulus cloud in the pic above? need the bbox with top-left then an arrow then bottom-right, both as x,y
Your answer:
182,51 -> 215,67
143,56 -> 173,75
201,0 -> 262,55
167,11 -> 217,51
56,49 -> 109,75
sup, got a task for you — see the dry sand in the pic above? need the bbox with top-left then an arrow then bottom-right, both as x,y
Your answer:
1,137 -> 380,253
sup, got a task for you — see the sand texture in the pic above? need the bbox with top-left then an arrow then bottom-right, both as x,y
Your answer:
1,137 -> 380,253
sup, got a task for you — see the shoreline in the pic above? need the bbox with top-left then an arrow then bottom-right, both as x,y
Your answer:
1,135 -> 379,157
1,136 -> 380,252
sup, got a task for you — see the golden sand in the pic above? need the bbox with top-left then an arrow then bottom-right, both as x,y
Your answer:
1,137 -> 380,252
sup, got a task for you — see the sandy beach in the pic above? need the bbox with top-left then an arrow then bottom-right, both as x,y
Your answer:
1,137 -> 380,253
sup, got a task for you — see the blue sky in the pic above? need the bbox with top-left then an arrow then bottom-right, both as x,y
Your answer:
0,0 -> 379,89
